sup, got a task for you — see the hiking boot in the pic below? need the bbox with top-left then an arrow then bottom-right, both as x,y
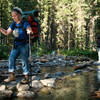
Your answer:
4,72 -> 16,82
21,75 -> 29,84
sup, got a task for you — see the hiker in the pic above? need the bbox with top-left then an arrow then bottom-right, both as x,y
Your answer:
0,7 -> 33,83
28,10 -> 40,56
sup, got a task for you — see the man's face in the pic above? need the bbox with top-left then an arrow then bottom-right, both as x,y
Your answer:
11,11 -> 21,22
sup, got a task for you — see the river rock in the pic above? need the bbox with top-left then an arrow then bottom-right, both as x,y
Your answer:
39,87 -> 51,95
17,91 -> 35,98
39,58 -> 49,63
0,90 -> 13,100
31,75 -> 40,80
31,80 -> 43,89
16,83 -> 30,91
40,78 -> 56,87
0,85 -> 6,91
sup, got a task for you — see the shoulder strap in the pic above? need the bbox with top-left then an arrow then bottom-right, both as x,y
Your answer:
20,20 -> 27,33
13,20 -> 27,33
12,22 -> 16,29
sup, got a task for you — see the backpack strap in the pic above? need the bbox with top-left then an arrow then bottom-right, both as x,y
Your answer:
12,20 -> 29,46
12,20 -> 27,34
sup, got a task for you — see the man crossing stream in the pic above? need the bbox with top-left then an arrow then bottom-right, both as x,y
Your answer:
0,7 -> 33,84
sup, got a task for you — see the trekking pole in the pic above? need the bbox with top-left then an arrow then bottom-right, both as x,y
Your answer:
28,34 -> 32,60
28,34 -> 33,80
35,39 -> 40,57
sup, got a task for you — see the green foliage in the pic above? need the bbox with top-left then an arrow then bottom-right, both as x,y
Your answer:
34,42 -> 53,56
0,45 -> 10,59
60,49 -> 98,60
1,0 -> 100,60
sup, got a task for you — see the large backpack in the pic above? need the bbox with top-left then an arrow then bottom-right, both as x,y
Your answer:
28,16 -> 40,39
22,10 -> 40,43
22,10 -> 40,57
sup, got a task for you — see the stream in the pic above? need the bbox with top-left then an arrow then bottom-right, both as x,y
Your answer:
0,55 -> 100,100
10,65 -> 100,100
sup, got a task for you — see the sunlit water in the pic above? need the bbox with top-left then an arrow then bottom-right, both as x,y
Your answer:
9,66 -> 100,100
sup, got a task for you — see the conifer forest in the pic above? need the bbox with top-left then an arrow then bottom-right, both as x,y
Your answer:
0,0 -> 100,59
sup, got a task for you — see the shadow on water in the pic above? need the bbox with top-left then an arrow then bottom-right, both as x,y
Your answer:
10,65 -> 100,100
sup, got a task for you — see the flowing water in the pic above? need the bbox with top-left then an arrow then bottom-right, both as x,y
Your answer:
8,66 -> 100,100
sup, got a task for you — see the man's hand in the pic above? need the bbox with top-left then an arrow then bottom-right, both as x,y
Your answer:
27,27 -> 33,34
0,27 -> 12,35
27,29 -> 33,34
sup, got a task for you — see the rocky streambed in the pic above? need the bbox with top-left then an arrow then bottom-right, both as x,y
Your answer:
0,53 -> 99,100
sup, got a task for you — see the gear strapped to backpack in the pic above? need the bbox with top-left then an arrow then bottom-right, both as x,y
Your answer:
28,15 -> 40,43
28,16 -> 39,37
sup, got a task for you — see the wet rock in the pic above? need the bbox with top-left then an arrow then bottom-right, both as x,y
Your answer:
93,61 -> 100,65
16,83 -> 30,92
31,54 -> 67,67
95,91 -> 100,98
68,69 -> 83,76
92,90 -> 100,98
44,72 -> 67,79
35,61 -> 44,65
40,78 -> 56,87
86,67 -> 95,71
0,85 -> 6,91
39,87 -> 51,95
68,72 -> 77,77
7,85 -> 16,91
39,58 -> 49,63
66,60 -> 75,66
32,67 -> 41,73
17,91 -> 35,98
42,62 -> 58,67
44,73 -> 52,79
6,81 -> 17,88
0,60 -> 8,68
30,80 -> 43,89
0,90 -> 13,100
31,75 -> 40,80
55,72 -> 67,77
97,65 -> 100,70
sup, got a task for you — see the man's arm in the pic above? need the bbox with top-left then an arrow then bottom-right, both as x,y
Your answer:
0,27 -> 12,35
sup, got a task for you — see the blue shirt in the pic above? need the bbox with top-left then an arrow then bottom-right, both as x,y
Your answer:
9,20 -> 30,45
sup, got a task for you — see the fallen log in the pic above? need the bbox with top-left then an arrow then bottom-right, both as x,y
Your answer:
73,60 -> 94,70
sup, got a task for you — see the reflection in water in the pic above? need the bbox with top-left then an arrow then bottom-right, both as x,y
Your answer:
97,70 -> 100,82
